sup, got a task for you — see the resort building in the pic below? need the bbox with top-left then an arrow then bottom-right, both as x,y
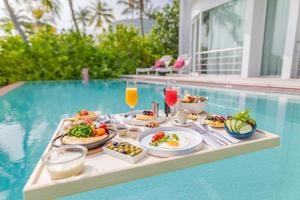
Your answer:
179,0 -> 300,79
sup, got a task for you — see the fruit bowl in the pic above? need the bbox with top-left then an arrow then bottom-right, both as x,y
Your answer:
177,102 -> 206,114
224,120 -> 256,139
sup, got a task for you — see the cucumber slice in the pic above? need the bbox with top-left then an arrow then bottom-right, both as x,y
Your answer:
238,123 -> 253,134
225,120 -> 232,131
230,119 -> 237,132
235,120 -> 244,132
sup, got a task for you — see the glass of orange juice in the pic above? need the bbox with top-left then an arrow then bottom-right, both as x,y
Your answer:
125,81 -> 138,117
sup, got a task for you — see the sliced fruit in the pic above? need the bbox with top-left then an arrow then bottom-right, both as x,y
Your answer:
225,120 -> 232,132
230,119 -> 237,132
234,120 -> 244,132
238,123 -> 253,134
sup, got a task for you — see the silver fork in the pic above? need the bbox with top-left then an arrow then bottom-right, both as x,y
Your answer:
192,124 -> 225,148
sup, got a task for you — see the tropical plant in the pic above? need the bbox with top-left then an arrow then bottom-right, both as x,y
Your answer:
143,1 -> 158,19
138,0 -> 144,36
75,7 -> 92,32
40,0 -> 60,18
0,9 -> 32,35
3,0 -> 28,43
0,25 -> 160,86
67,0 -> 80,32
117,0 -> 158,35
89,1 -> 114,32
150,0 -> 179,57
117,0 -> 136,20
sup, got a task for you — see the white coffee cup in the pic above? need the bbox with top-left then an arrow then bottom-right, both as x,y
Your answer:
176,109 -> 189,124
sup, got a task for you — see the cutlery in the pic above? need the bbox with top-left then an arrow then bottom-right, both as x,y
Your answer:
192,125 -> 224,148
195,124 -> 228,145
201,124 -> 240,144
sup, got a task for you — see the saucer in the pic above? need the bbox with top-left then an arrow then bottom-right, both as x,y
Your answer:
172,119 -> 194,127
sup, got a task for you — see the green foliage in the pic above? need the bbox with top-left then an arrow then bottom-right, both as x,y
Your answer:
0,0 -> 180,87
0,25 -> 158,86
150,0 -> 179,58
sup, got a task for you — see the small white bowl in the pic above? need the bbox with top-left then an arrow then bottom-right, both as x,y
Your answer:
116,125 -> 128,137
42,145 -> 87,180
128,127 -> 141,139
177,101 -> 206,113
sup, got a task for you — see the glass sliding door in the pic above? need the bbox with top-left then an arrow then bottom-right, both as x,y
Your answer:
201,0 -> 245,51
200,0 -> 245,74
261,0 -> 290,76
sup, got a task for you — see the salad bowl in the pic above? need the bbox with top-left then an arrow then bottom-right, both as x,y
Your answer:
52,128 -> 117,150
224,122 -> 256,139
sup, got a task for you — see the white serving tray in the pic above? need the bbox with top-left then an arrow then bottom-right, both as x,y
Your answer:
23,115 -> 280,200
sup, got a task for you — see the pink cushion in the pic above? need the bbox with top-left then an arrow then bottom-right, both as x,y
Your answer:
154,60 -> 165,68
174,58 -> 185,69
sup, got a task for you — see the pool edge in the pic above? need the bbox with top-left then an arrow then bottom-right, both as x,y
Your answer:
0,81 -> 25,96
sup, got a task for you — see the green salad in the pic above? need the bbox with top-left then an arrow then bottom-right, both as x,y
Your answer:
67,124 -> 93,138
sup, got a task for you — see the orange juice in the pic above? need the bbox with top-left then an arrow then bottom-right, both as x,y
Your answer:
126,87 -> 138,108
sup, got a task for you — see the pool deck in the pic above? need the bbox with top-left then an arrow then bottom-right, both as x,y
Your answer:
122,75 -> 300,95
0,82 -> 24,96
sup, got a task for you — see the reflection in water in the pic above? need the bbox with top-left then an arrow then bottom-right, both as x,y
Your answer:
0,80 -> 300,200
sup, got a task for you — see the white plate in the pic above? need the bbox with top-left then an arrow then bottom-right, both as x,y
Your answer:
137,127 -> 204,157
122,115 -> 167,126
172,119 -> 194,127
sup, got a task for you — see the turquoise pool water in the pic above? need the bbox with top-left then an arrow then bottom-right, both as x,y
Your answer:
1,80 -> 300,200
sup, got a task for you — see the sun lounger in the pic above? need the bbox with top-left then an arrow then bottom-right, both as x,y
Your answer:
156,54 -> 191,75
136,55 -> 173,75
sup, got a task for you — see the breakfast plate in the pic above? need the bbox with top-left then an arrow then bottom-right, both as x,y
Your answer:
122,114 -> 167,126
204,115 -> 226,128
137,127 -> 204,157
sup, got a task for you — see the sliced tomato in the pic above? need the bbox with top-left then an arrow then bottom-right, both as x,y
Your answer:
80,110 -> 89,116
152,131 -> 165,142
99,123 -> 108,130
83,118 -> 93,125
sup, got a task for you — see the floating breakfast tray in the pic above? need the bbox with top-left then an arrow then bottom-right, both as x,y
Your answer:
23,115 -> 280,200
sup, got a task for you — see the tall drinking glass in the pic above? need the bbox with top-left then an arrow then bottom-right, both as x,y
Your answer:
165,82 -> 178,115
125,81 -> 138,117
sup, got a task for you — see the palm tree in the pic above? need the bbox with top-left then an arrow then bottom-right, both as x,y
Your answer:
67,0 -> 80,32
75,7 -> 91,33
138,0 -> 144,36
3,0 -> 28,43
143,2 -> 158,19
118,0 -> 157,36
89,1 -> 114,33
117,0 -> 135,20
40,0 -> 60,19
27,6 -> 56,34
0,9 -> 31,35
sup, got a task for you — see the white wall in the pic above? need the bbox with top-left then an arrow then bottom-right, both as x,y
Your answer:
281,0 -> 300,79
179,0 -> 193,55
241,0 -> 267,78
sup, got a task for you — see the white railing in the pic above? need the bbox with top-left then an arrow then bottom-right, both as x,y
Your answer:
193,47 -> 243,75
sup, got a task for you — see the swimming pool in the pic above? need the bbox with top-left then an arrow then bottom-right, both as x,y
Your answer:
1,80 -> 300,200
